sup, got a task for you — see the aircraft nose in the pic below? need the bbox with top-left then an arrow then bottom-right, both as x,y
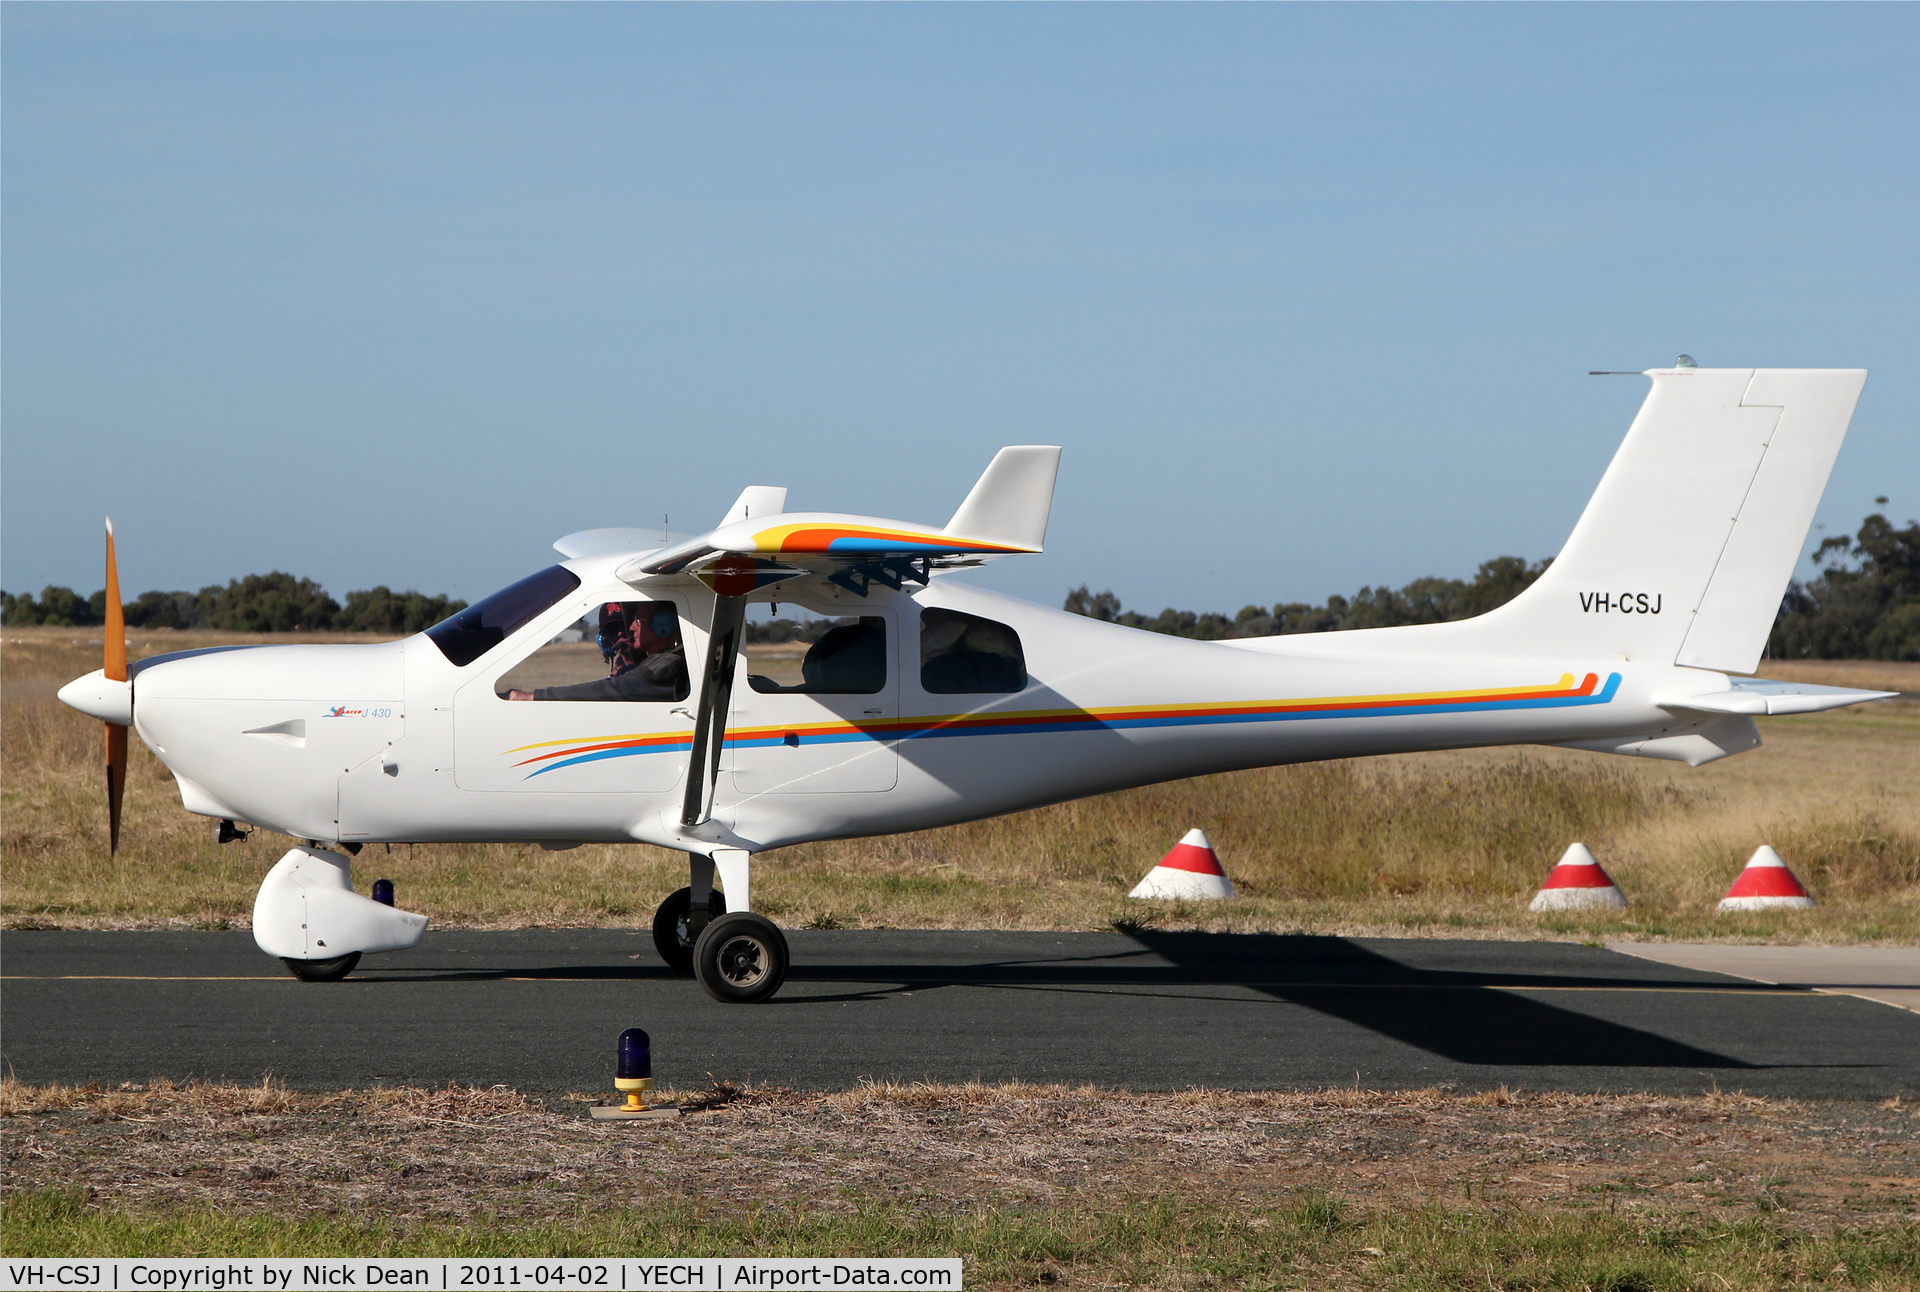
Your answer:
58,668 -> 133,725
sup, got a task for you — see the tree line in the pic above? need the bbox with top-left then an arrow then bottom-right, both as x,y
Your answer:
1771,505 -> 1920,660
1063,508 -> 1920,662
7,507 -> 1912,658
1,572 -> 465,635
1067,555 -> 1553,640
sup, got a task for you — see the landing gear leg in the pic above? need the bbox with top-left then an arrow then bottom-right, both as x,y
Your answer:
650,854 -> 725,974
692,849 -> 788,1004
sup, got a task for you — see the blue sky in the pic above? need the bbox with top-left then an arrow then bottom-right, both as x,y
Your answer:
5,3 -> 1916,615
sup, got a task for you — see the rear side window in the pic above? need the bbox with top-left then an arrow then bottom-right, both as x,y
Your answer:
921,608 -> 1026,693
749,617 -> 887,695
425,566 -> 582,667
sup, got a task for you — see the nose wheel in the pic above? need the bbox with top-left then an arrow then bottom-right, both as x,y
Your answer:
693,912 -> 789,1004
279,953 -> 361,982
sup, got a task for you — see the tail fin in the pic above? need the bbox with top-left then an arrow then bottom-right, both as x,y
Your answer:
1473,366 -> 1866,672
947,446 -> 1062,551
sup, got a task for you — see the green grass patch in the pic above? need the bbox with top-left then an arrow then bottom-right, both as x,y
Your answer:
7,1190 -> 1917,1290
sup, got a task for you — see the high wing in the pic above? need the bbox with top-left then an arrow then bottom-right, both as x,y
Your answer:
624,446 -> 1062,598
593,446 -> 1061,830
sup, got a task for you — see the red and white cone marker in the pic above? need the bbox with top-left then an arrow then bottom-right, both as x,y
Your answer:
1718,846 -> 1816,911
1528,842 -> 1628,912
1129,829 -> 1236,900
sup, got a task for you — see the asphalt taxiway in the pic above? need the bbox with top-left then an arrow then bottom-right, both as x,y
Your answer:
4,930 -> 1917,1096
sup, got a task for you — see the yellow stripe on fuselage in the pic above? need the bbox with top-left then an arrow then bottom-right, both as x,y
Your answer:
503,674 -> 1588,756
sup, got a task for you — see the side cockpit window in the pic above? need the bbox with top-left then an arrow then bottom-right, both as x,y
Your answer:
497,601 -> 690,702
749,617 -> 886,695
426,566 -> 581,667
920,608 -> 1026,694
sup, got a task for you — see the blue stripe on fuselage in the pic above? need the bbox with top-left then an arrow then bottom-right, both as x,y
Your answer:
517,673 -> 1622,777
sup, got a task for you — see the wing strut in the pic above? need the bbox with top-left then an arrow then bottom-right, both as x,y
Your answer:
681,595 -> 747,828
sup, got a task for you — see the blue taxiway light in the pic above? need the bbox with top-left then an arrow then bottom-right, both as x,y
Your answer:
618,1027 -> 652,1082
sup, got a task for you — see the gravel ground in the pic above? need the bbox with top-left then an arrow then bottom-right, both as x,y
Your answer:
5,1081 -> 1918,1229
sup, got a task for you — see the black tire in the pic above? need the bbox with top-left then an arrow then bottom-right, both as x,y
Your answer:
693,912 -> 789,1004
280,953 -> 361,982
651,886 -> 726,974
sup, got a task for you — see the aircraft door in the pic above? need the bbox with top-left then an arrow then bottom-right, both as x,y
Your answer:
730,612 -> 898,794
453,598 -> 696,794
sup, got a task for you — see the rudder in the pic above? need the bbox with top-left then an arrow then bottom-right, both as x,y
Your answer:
1674,369 -> 1867,671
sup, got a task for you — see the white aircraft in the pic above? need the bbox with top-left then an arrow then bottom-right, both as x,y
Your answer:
59,363 -> 1894,1002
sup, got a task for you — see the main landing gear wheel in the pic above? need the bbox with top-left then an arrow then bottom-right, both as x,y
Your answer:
651,886 -> 727,974
693,912 -> 789,1004
279,952 -> 361,982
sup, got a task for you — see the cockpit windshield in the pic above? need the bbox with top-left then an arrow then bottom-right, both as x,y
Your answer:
425,566 -> 582,667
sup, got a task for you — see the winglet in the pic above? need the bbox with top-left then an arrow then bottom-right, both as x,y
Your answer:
721,486 -> 788,527
945,447 -> 1061,551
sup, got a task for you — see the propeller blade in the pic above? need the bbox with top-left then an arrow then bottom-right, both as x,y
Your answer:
107,724 -> 127,856
105,518 -> 126,681
104,518 -> 127,855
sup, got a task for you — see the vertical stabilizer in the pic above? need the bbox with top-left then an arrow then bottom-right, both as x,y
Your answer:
1455,367 -> 1864,671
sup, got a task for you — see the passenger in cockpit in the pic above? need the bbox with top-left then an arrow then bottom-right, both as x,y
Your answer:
508,603 -> 690,702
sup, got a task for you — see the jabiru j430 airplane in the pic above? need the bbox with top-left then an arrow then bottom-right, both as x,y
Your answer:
57,363 -> 1894,1002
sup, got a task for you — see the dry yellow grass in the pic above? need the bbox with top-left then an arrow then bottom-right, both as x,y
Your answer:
6,1076 -> 1918,1287
6,1075 -> 1916,1230
4,626 -> 1916,941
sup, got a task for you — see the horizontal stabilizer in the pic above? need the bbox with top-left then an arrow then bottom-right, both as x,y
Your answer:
1656,677 -> 1897,716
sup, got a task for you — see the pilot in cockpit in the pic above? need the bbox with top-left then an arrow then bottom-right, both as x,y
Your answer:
507,602 -> 690,702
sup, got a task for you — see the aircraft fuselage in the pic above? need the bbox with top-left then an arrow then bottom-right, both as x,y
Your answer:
128,563 -> 1736,859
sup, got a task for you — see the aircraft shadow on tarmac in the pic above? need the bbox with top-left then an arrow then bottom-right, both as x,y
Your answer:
1129,932 -> 1754,1070
367,932 -> 1776,1070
